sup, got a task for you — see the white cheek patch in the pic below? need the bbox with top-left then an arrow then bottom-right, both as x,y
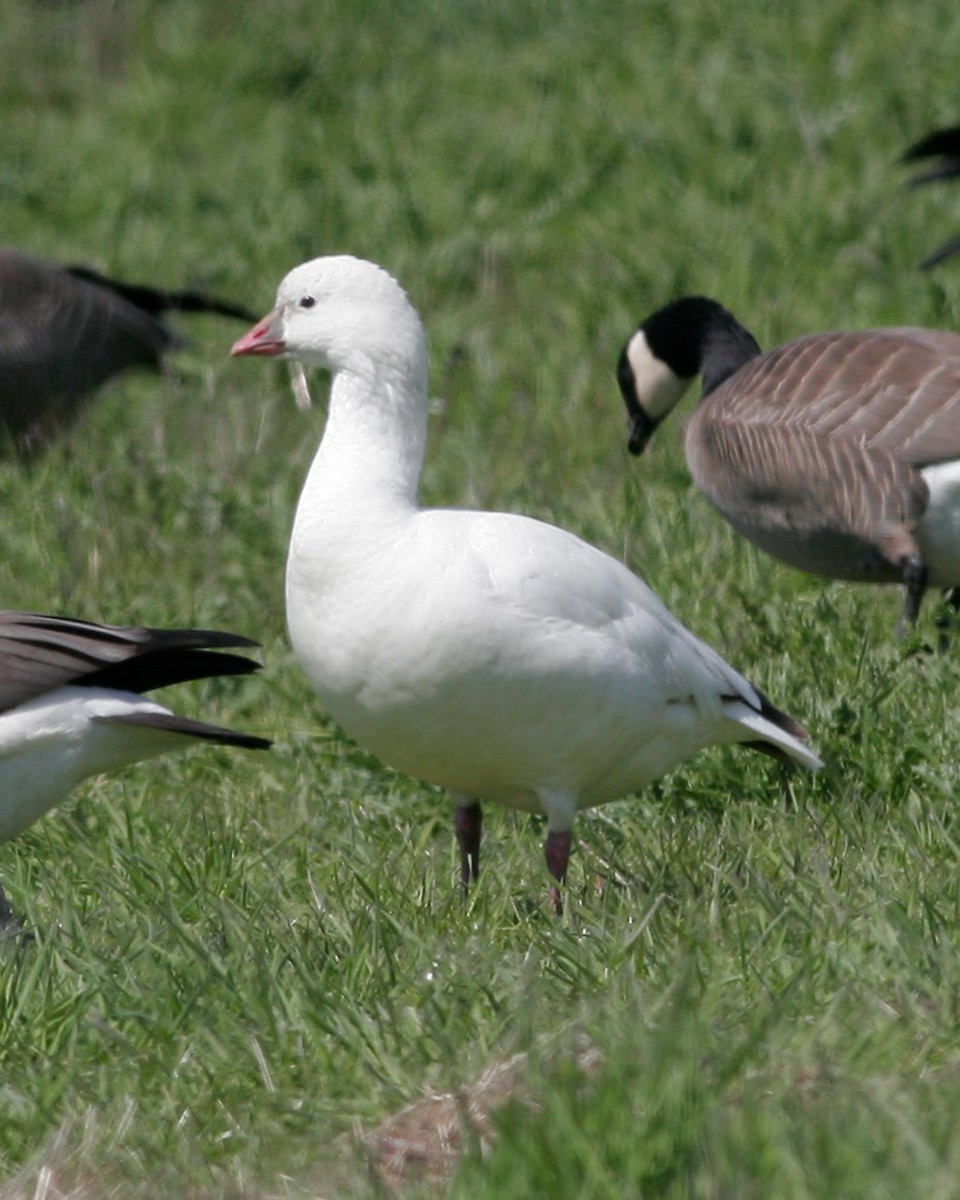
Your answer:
626,329 -> 691,420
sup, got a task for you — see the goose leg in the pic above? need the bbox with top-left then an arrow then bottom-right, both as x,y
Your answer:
936,587 -> 960,653
454,799 -> 483,894
0,882 -> 24,940
544,830 -> 573,916
898,555 -> 929,636
540,791 -> 577,916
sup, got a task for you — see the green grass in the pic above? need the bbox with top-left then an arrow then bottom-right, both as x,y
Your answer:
3,0 -> 960,1195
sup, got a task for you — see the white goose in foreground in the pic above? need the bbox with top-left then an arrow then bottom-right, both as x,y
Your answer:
232,256 -> 820,913
0,612 -> 271,928
618,297 -> 960,640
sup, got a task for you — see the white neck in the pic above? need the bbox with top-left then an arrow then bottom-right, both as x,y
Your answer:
287,345 -> 430,588
316,358 -> 427,496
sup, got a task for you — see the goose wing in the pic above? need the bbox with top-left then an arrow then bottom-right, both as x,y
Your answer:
0,249 -> 253,454
710,328 -> 960,467
455,512 -> 817,766
461,511 -> 766,718
0,612 -> 262,715
687,404 -> 928,553
0,249 -> 170,399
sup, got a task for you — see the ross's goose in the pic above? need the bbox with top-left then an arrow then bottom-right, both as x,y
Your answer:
0,611 -> 270,927
902,126 -> 960,268
618,296 -> 960,641
232,256 -> 821,912
0,248 -> 256,457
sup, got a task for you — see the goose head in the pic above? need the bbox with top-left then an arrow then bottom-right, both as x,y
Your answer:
231,255 -> 427,383
617,326 -> 693,455
617,296 -> 761,454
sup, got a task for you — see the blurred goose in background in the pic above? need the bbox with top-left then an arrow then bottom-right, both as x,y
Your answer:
618,296 -> 960,640
902,126 -> 960,267
0,248 -> 256,456
232,255 -> 820,915
0,611 -> 271,929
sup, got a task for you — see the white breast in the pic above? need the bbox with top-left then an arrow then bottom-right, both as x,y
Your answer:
918,459 -> 960,586
0,687 -> 190,843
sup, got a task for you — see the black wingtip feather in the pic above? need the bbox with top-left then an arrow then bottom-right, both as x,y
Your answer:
902,126 -> 960,168
77,648 -> 264,696
730,684 -> 812,767
96,710 -> 271,751
754,687 -> 812,744
901,128 -> 960,268
64,266 -> 258,323
0,612 -> 265,714
919,236 -> 960,270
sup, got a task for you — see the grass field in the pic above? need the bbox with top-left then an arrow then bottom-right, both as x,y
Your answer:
3,0 -> 960,1195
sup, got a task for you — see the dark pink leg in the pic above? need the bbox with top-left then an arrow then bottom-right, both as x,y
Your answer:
455,801 -> 483,894
544,829 -> 572,916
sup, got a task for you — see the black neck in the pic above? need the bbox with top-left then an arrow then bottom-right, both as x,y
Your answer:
643,296 -> 762,395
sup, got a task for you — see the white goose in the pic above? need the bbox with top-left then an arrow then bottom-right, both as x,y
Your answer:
0,612 -> 270,929
232,256 -> 821,912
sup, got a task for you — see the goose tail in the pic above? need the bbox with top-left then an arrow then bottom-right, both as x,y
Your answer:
725,691 -> 823,770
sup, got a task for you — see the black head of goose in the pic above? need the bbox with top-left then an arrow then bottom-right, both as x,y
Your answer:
0,611 -> 271,933
618,296 -> 960,638
0,248 -> 257,458
902,126 -> 960,268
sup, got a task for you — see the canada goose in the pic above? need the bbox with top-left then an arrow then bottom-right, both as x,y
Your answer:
902,126 -> 960,267
231,256 -> 820,914
618,296 -> 960,637
0,248 -> 257,456
0,611 -> 271,929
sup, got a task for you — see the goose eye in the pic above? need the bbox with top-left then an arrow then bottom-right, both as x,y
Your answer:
299,295 -> 316,309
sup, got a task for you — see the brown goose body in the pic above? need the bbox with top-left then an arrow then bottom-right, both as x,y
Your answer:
0,248 -> 255,456
618,298 -> 960,631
